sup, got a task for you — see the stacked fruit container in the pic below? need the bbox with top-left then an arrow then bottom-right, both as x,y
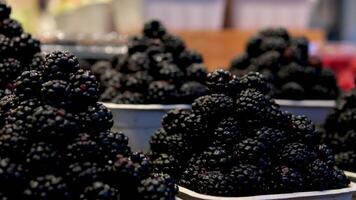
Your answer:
1,1 -> 356,199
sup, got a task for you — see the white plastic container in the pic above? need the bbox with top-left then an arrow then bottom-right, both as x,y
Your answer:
345,171 -> 356,183
103,103 -> 191,151
276,99 -> 336,124
142,0 -> 226,30
178,183 -> 356,200
230,0 -> 318,29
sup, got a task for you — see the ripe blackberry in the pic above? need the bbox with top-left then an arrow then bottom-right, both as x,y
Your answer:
0,57 -> 21,86
310,84 -> 336,99
315,144 -> 336,166
112,91 -> 145,104
260,37 -> 287,53
41,80 -> 71,108
91,61 -> 112,77
182,113 -> 209,142
79,103 -> 113,132
27,52 -> 46,71
96,130 -> 131,160
162,34 -> 186,55
234,138 -> 269,167
143,20 -> 166,38
177,49 -> 203,68
255,127 -> 287,151
124,71 -> 152,93
196,171 -> 235,197
292,36 -> 309,63
230,53 -> 250,70
138,173 -> 177,200
279,82 -> 305,99
180,81 -> 208,102
206,69 -> 239,95
44,51 -> 79,80
252,51 -> 281,72
229,164 -> 266,196
161,109 -> 190,134
236,88 -> 274,118
259,27 -> 290,41
147,81 -> 177,103
246,35 -> 263,57
306,159 -> 335,190
289,115 -> 319,145
123,52 -> 150,73
0,1 -> 11,20
278,143 -> 315,169
0,125 -> 29,160
0,158 -> 26,197
158,63 -> 184,83
192,94 -> 234,119
66,133 -> 101,163
186,63 -> 208,82
23,175 -> 70,200
213,117 -> 241,146
130,152 -> 152,176
68,69 -> 99,106
150,128 -> 168,153
0,18 -> 23,37
240,72 -> 271,94
196,146 -> 233,170
100,87 -> 119,102
179,165 -> 200,191
277,62 -> 304,84
0,34 -> 12,57
11,33 -> 41,61
152,153 -> 180,178
79,182 -> 119,200
273,166 -> 305,193
331,167 -> 350,189
160,134 -> 191,159
99,69 -> 122,89
335,151 -> 356,171
127,35 -> 149,54
0,94 -> 19,113
14,70 -> 43,99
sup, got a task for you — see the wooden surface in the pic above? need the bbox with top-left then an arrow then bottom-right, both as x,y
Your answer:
175,29 -> 325,71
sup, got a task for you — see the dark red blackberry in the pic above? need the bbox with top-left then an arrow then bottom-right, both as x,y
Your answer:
0,34 -> 12,57
79,182 -> 119,200
240,72 -> 271,94
77,103 -> 113,132
147,81 -> 177,103
279,82 -> 305,99
68,69 -> 99,106
278,143 -> 315,169
0,18 -> 23,37
230,53 -> 250,70
229,164 -> 266,196
158,62 -> 184,83
14,70 -> 43,99
124,71 -> 152,93
96,130 -> 131,160
66,133 -> 101,163
180,81 -> 208,102
234,138 -> 269,167
162,34 -> 186,54
161,109 -> 190,134
186,63 -> 208,83
44,51 -> 79,80
254,127 -> 287,151
138,173 -> 177,200
11,33 -> 41,61
0,1 -> 11,20
112,91 -> 145,104
273,166 -> 305,193
315,144 -> 336,166
143,20 -> 166,39
192,94 -> 234,119
0,57 -> 21,86
213,117 -> 241,146
206,69 -> 240,95
152,153 -> 180,178
196,171 -> 235,197
41,80 -> 71,108
27,52 -> 46,71
0,158 -> 26,198
23,175 -> 70,200
177,49 -> 203,68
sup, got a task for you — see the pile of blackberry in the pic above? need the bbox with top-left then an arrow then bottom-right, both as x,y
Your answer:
323,86 -> 356,172
0,1 -> 41,99
0,50 -> 177,199
94,20 -> 208,104
149,69 -> 349,197
229,28 -> 339,100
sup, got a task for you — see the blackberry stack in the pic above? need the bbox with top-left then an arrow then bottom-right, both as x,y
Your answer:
94,20 -> 208,104
149,69 -> 349,197
323,87 -> 356,172
0,1 -> 41,98
230,28 -> 339,100
0,50 -> 176,199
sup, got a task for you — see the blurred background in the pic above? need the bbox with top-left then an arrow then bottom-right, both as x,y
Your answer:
8,0 -> 356,90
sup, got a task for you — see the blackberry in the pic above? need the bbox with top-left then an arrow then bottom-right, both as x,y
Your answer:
150,128 -> 168,153
78,103 -> 113,132
112,91 -> 145,104
147,81 -> 177,103
158,63 -> 184,83
277,62 -> 304,84
100,87 -> 119,102
182,113 -> 209,142
162,34 -> 186,54
41,80 -> 71,108
206,69 -> 239,95
230,53 -> 250,70
96,130 -> 131,160
315,144 -> 336,166
279,82 -> 305,99
161,109 -> 190,134
278,143 -> 315,169
177,49 -> 203,68
229,164 -> 265,196
44,51 -> 79,80
143,20 -> 166,38
192,94 -> 234,119
138,173 -> 177,200
99,69 -> 122,89
240,72 -> 271,94
259,27 -> 290,41
289,115 -> 319,145
213,117 -> 241,146
196,146 -> 233,170
11,33 -> 41,61
306,159 -> 335,190
124,71 -> 152,93
335,151 -> 356,171
180,81 -> 208,102
0,18 -> 23,37
310,84 -> 336,99
186,63 -> 208,82
152,153 -> 180,178
130,152 -> 152,176
159,134 -> 191,159
331,167 -> 350,189
91,61 -> 112,77
179,165 -> 201,191
68,69 -> 99,106
236,88 -> 274,118
0,158 -> 26,197
273,166 -> 305,193
0,125 -> 29,160
234,138 -> 269,167
27,52 -> 46,71
0,34 -> 12,57
14,70 -> 43,99
292,36 -> 309,62
252,51 -> 281,72
255,127 -> 287,151
124,52 -> 150,73
66,133 -> 101,162
260,37 -> 287,53
246,35 -> 263,57
0,94 -> 19,113
0,57 -> 21,86
196,171 -> 235,197
23,175 -> 70,200
127,35 -> 149,54
79,182 -> 119,200
0,1 -> 11,20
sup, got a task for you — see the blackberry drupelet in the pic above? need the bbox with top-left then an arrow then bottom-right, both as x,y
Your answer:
289,115 -> 319,145
138,173 -> 177,200
0,158 -> 26,197
150,128 -> 168,153
68,69 -> 99,106
44,51 -> 79,80
79,182 -> 119,200
124,71 -> 152,93
27,52 -> 46,71
0,57 -> 21,86
179,165 -> 201,191
192,94 -> 234,119
306,159 -> 335,190
14,70 -> 43,99
181,112 -> 209,142
0,125 -> 30,160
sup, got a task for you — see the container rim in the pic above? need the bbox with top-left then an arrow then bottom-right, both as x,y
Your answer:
345,171 -> 356,178
275,99 -> 336,108
178,182 -> 356,200
102,102 -> 191,110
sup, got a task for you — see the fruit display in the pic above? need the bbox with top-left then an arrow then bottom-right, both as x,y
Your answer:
0,50 -> 177,199
93,20 -> 208,104
323,87 -> 356,172
149,69 -> 350,197
230,28 -> 339,100
0,1 -> 41,99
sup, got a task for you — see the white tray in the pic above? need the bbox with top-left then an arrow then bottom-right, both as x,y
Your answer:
178,183 -> 356,200
103,103 -> 191,151
276,99 -> 336,124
